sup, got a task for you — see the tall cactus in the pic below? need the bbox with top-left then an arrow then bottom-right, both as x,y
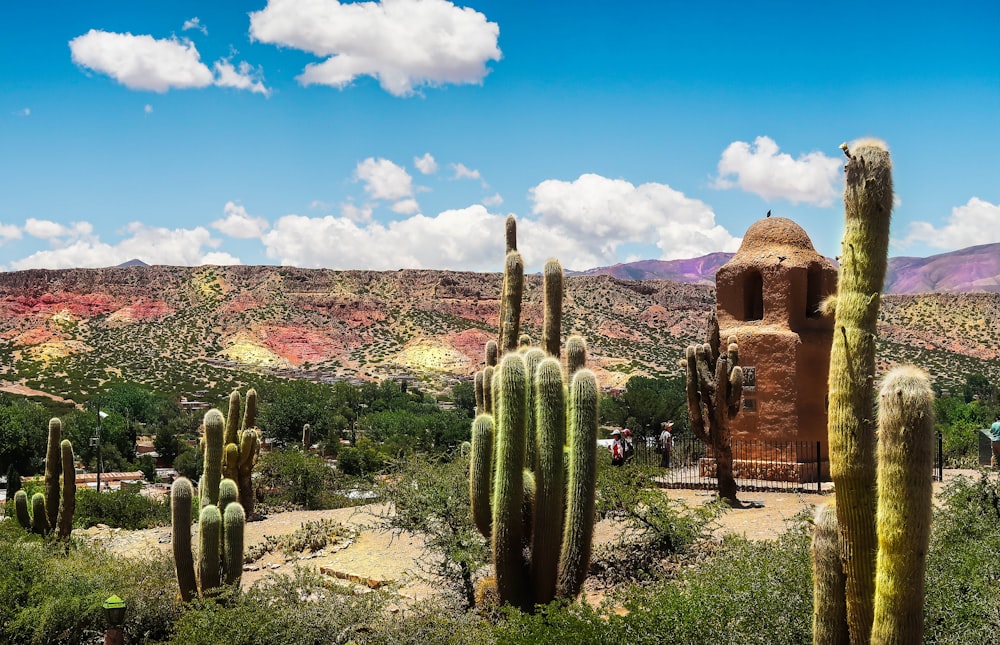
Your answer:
202,409 -> 225,508
542,260 -> 563,358
55,440 -> 76,538
681,312 -> 743,505
218,389 -> 262,517
827,139 -> 893,644
530,358 -> 565,605
44,418 -> 62,529
469,415 -> 495,538
565,335 -> 587,376
171,477 -> 198,602
812,502 -> 849,645
499,251 -> 525,354
871,366 -> 934,645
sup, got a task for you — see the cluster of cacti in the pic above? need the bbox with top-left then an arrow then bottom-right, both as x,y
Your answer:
680,311 -> 743,504
469,215 -> 598,611
814,141 -> 935,645
172,404 -> 248,600
14,418 -> 76,538
219,389 -> 261,517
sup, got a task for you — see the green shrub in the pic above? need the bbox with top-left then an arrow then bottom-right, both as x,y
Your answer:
258,447 -> 336,510
337,439 -> 387,477
74,487 -> 171,530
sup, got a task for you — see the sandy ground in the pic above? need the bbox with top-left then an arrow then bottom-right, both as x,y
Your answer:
82,469 -> 985,600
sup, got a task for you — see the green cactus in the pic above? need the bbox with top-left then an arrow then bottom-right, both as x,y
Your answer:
498,215 -> 516,349
198,505 -> 223,594
542,259 -> 563,357
523,348 -> 546,473
530,357 -> 566,605
682,312 -> 743,505
223,389 -> 262,517
826,139 -> 894,645
505,213 -> 517,254
225,390 -> 242,447
222,501 -> 246,587
491,354 -> 529,609
871,366 -> 934,645
171,477 -> 198,602
469,415 -> 495,539
565,335 -> 587,376
485,340 -> 498,368
474,370 -> 485,415
218,478 -> 239,511
13,490 -> 30,530
302,423 -> 311,449
499,251 -> 525,354
483,366 -> 494,415
202,409 -> 225,508
44,417 -> 61,529
812,502 -> 849,645
518,334 -> 532,349
55,440 -> 76,539
30,492 -> 49,535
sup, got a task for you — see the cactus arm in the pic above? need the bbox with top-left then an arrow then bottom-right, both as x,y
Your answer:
242,388 -> 257,431
827,140 -> 893,645
565,335 -> 587,376
474,370 -> 485,416
218,478 -> 238,511
171,477 -> 198,601
223,443 -> 239,481
197,505 -> 223,595
30,492 -> 49,535
44,418 -> 62,530
871,366 -> 934,645
483,366 -> 494,416
202,409 -> 225,507
470,414 -> 495,539
222,502 -> 246,587
225,391 -> 241,447
542,259 -> 563,358
491,354 -> 529,609
55,440 -> 76,538
14,490 -> 31,529
485,340 -> 498,368
499,251 -> 524,354
556,368 -> 599,599
813,502 -> 849,645
237,430 -> 260,517
531,358 -> 566,605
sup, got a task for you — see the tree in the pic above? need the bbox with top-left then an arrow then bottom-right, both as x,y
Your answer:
681,311 -> 743,506
451,381 -> 476,419
257,448 -> 334,510
173,446 -> 203,481
375,453 -> 488,609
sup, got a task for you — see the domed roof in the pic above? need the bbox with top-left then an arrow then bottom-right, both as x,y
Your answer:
736,217 -> 816,254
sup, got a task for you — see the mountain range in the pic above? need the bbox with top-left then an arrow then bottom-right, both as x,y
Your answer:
0,259 -> 997,407
576,243 -> 1000,294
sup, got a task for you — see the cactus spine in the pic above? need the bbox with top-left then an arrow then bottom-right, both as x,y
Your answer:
469,415 -> 495,538
826,139 -> 893,644
55,440 -> 76,538
44,418 -> 61,529
812,502 -> 849,645
171,477 -> 198,602
871,366 -> 934,645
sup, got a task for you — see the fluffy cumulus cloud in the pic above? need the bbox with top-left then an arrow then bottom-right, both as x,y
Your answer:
70,29 -> 270,95
10,222 -> 235,270
414,152 -> 438,175
249,0 -> 501,96
529,173 -> 741,267
0,224 -> 22,244
182,17 -> 208,35
212,202 -> 271,239
451,162 -> 483,183
24,219 -> 93,240
482,193 -> 503,207
69,30 -> 214,92
713,136 -> 842,206
261,205 -> 505,270
900,197 -> 1000,250
355,157 -> 415,204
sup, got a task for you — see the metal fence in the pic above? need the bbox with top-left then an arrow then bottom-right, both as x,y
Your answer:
625,433 -> 944,493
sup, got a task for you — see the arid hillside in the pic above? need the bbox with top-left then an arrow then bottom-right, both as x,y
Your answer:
0,265 -> 996,404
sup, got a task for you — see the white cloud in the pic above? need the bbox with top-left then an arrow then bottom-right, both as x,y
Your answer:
17,108 -> 30,117
451,162 -> 483,183
213,59 -> 272,97
414,153 -> 438,175
248,0 -> 501,97
144,104 -> 153,114
262,205 -> 505,270
482,193 -> 503,207
899,197 -> 1000,250
529,173 -> 740,267
340,202 -> 373,223
0,224 -> 22,244
11,222 -> 233,270
182,17 -> 208,35
211,202 -> 270,239
713,136 -> 842,206
391,198 -> 420,215
69,30 -> 214,92
355,157 -> 414,201
24,218 -> 93,240
201,252 -> 242,265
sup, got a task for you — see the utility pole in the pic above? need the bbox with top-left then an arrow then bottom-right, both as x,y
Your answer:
93,404 -> 108,492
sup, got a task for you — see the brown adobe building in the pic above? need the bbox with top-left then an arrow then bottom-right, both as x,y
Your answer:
714,216 -> 837,481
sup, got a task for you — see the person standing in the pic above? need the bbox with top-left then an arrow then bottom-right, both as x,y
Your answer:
622,428 -> 635,464
990,415 -> 1000,468
659,421 -> 674,468
610,429 -> 625,466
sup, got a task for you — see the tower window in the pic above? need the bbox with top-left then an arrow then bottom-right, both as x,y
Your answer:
742,270 -> 763,321
806,263 -> 823,318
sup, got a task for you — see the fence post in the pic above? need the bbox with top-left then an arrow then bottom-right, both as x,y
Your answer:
816,441 -> 821,494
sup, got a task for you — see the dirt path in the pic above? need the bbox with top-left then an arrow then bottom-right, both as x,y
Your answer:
85,469 -> 984,600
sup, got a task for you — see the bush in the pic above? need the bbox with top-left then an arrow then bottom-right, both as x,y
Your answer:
74,487 -> 171,530
337,439 -> 387,477
258,448 -> 336,510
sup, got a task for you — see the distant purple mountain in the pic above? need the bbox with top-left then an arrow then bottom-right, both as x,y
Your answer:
577,243 -> 1000,294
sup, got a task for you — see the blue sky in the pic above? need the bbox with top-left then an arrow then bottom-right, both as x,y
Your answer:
1,1 -> 997,272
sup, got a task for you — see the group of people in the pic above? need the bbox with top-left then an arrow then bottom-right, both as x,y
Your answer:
609,420 -> 674,468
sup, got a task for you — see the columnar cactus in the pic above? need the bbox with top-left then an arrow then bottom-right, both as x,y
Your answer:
812,502 -> 849,645
302,423 -> 311,450
542,259 -> 563,358
681,312 -> 743,504
469,415 -> 495,538
171,477 -> 198,602
14,418 -> 75,538
499,251 -> 525,354
530,358 -> 565,605
826,139 -> 894,644
871,366 -> 934,645
565,335 -> 587,376
219,389 -> 262,517
474,371 -> 485,416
